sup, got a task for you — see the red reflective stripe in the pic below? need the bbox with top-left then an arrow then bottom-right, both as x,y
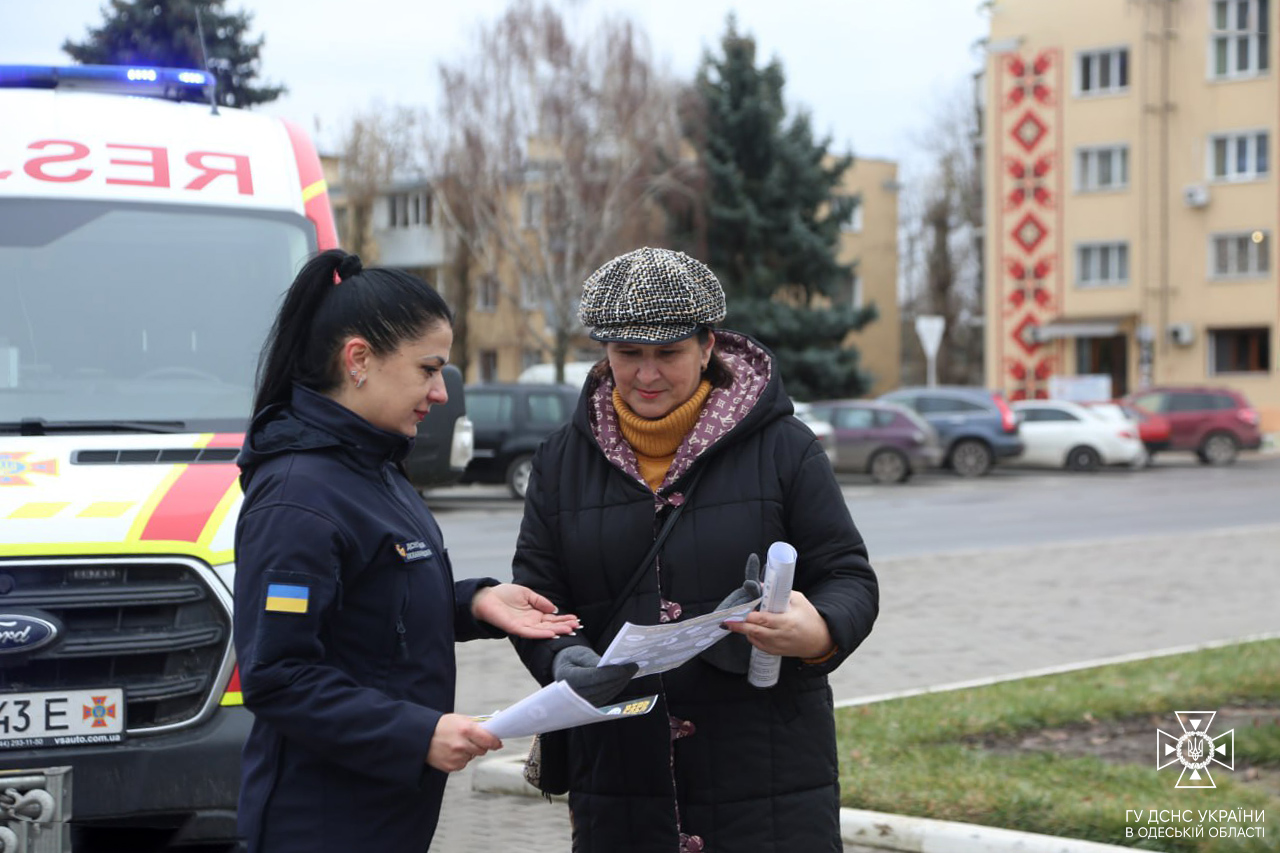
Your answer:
208,432 -> 244,449
280,119 -> 338,250
138,433 -> 243,542
140,463 -> 240,543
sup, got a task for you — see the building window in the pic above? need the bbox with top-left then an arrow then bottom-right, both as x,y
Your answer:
1210,231 -> 1270,277
522,191 -> 544,229
1210,131 -> 1269,180
475,276 -> 499,312
850,271 -> 863,309
479,350 -> 499,384
523,349 -> 544,371
1210,327 -> 1272,373
520,276 -> 540,309
386,191 -> 433,229
1076,145 -> 1129,191
1211,0 -> 1270,79
831,195 -> 863,233
1077,47 -> 1129,95
1076,242 -> 1129,286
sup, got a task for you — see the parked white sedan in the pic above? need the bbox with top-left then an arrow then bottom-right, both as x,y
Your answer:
1009,400 -> 1145,471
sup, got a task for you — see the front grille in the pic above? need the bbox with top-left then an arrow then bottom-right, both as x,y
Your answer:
0,559 -> 231,732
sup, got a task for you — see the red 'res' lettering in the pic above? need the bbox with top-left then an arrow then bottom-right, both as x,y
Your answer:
105,144 -> 170,188
184,151 -> 253,195
24,140 -> 92,183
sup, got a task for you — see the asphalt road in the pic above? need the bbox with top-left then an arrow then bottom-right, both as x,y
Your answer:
426,453 -> 1280,581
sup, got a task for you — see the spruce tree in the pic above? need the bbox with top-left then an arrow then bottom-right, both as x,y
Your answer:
63,0 -> 285,108
684,17 -> 877,400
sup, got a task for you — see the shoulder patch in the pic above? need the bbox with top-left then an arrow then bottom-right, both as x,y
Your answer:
265,583 -> 310,614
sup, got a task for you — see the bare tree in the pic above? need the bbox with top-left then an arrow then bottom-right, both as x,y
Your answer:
336,105 -> 416,258
901,79 -> 985,386
428,0 -> 689,381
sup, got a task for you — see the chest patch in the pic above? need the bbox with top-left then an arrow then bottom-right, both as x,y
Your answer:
265,583 -> 309,614
394,540 -> 433,563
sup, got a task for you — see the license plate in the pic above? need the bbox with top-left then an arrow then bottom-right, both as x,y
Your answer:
0,688 -> 126,749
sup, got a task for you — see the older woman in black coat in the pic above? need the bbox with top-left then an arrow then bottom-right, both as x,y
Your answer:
511,247 -> 879,853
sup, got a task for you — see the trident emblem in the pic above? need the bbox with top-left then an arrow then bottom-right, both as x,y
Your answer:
1156,711 -> 1234,789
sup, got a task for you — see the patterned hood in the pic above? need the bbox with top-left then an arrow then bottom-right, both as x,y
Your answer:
580,330 -> 790,501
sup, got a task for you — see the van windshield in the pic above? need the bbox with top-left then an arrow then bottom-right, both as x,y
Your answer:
0,200 -> 312,430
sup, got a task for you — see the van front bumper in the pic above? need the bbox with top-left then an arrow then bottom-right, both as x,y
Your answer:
0,705 -> 251,846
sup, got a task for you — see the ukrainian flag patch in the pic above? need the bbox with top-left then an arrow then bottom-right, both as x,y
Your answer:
265,583 -> 310,614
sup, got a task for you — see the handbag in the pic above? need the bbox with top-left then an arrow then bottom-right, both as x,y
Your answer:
523,468 -> 706,797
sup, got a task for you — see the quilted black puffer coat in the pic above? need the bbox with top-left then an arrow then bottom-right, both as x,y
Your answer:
511,333 -> 878,853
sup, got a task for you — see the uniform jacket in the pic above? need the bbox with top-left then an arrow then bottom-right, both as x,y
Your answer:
511,332 -> 879,853
234,384 -> 498,853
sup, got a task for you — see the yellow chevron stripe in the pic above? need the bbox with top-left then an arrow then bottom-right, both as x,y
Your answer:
198,478 -> 242,551
10,502 -> 70,519
2,540 -> 234,567
79,501 -> 135,519
301,179 -> 328,203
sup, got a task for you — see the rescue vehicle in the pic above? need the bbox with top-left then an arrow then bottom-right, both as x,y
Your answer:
0,64 -> 467,851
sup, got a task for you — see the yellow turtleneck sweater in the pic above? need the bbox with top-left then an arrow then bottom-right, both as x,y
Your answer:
614,380 -> 712,491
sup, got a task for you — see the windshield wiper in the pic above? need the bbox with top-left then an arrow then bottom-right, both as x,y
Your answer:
2,419 -> 188,435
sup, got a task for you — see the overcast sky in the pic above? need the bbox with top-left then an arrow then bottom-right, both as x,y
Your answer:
4,0 -> 988,172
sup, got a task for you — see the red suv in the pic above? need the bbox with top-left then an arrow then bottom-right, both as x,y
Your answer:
1123,386 -> 1262,465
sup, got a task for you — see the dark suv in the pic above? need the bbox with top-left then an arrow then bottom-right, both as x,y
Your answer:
1123,385 -> 1262,465
459,383 -> 581,497
879,386 -> 1024,477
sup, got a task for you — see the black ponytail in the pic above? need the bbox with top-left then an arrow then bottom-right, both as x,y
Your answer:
251,249 -> 453,417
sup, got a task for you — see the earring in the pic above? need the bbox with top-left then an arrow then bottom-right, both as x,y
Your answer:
356,374 -> 366,389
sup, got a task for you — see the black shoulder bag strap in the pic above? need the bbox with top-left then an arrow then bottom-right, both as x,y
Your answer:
599,466 -> 706,634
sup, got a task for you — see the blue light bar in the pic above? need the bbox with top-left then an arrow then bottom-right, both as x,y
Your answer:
0,64 -> 215,102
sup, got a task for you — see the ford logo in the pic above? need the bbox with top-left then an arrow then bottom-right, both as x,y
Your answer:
0,613 -> 60,655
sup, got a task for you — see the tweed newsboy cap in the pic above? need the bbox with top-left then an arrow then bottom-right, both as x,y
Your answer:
578,247 -> 727,344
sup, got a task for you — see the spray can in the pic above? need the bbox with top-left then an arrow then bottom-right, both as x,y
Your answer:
747,541 -> 797,688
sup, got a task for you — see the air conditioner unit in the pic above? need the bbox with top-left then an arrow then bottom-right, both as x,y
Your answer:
1169,322 -> 1196,346
1183,184 -> 1210,209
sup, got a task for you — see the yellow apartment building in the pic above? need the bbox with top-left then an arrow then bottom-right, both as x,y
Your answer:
836,157 -> 902,397
982,0 -> 1280,427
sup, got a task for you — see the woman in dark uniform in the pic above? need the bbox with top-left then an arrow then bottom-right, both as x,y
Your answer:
234,249 -> 578,852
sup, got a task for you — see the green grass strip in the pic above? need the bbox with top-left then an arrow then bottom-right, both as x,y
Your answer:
836,638 -> 1280,851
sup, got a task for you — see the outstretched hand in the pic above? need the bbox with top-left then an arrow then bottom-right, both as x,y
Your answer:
471,583 -> 581,638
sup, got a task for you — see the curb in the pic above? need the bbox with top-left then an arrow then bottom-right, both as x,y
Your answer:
472,755 -> 1133,853
839,810 -> 1133,853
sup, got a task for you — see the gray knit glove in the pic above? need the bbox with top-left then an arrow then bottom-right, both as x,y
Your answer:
698,554 -> 763,675
553,646 -> 639,707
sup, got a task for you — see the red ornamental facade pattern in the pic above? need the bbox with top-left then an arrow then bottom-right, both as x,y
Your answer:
996,50 -> 1063,401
